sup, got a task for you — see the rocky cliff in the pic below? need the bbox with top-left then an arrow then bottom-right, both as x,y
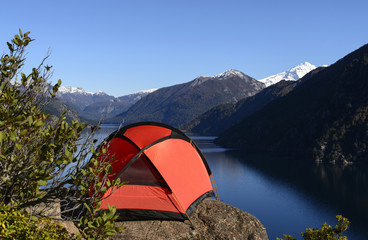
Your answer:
112,199 -> 268,240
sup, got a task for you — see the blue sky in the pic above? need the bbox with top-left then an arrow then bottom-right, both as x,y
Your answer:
1,0 -> 368,96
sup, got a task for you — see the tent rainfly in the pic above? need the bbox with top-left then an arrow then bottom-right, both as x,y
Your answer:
95,122 -> 219,221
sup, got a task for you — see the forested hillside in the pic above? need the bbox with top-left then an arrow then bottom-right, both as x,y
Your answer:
216,43 -> 368,164
184,80 -> 298,135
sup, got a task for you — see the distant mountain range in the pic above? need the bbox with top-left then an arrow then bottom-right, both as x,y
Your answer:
55,63 -> 318,126
106,69 -> 265,126
57,86 -> 114,112
215,43 -> 368,163
56,87 -> 156,121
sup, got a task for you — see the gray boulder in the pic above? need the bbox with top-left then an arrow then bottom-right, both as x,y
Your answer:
113,199 -> 268,240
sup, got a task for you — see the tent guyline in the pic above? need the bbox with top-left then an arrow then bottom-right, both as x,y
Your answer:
94,122 -> 219,222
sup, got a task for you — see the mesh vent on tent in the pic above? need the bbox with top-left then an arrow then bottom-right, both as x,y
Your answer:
118,154 -> 166,187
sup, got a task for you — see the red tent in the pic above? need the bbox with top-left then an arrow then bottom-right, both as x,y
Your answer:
96,122 -> 219,221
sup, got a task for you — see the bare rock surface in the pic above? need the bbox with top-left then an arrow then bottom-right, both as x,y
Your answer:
113,199 -> 268,240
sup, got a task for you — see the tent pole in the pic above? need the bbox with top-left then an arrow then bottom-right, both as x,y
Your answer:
171,191 -> 195,227
210,174 -> 220,201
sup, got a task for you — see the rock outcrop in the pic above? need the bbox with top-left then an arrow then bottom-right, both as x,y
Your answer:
113,199 -> 268,240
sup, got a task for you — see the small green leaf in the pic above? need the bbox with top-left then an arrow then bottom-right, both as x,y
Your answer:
65,148 -> 72,157
106,180 -> 111,187
83,203 -> 92,213
7,42 -> 14,52
20,129 -> 27,136
34,120 -> 44,127
0,132 -> 6,142
9,132 -> 16,141
37,179 -> 47,186
28,116 -> 34,125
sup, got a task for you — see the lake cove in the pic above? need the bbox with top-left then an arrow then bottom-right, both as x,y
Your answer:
96,125 -> 367,239
195,136 -> 368,240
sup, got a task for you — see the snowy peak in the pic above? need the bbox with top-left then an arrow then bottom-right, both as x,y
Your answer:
95,90 -> 107,95
191,69 -> 247,87
215,69 -> 246,79
259,62 -> 317,87
284,62 -> 316,80
56,86 -> 114,112
58,86 -> 105,95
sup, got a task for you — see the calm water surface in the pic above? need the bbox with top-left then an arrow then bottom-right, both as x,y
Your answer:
98,125 -> 368,239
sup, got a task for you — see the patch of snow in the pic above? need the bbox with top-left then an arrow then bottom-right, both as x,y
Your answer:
190,76 -> 210,87
215,69 -> 245,79
58,86 -> 93,95
258,62 -> 317,87
58,86 -> 108,96
190,69 -> 246,87
95,90 -> 106,95
132,88 -> 158,94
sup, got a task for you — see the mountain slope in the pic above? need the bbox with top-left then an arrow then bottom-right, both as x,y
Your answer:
43,98 -> 89,124
259,62 -> 316,87
216,43 -> 368,163
108,69 -> 265,126
184,80 -> 298,135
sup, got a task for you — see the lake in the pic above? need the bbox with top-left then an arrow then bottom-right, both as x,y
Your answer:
97,125 -> 368,239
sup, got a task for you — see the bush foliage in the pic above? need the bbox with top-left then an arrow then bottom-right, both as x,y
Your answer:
0,29 -> 123,239
278,215 -> 350,240
0,204 -> 72,239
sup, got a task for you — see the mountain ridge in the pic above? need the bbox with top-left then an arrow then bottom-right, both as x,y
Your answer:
107,69 -> 265,126
184,64 -> 322,135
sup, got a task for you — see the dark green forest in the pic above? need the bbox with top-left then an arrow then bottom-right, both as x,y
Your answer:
215,44 -> 368,164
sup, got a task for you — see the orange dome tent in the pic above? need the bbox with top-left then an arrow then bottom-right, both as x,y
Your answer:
96,122 -> 219,221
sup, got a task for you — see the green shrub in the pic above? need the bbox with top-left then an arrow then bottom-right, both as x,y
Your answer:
0,29 -> 124,239
278,215 -> 350,240
0,204 -> 73,240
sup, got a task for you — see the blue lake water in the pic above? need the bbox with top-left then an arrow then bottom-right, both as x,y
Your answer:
97,125 -> 368,239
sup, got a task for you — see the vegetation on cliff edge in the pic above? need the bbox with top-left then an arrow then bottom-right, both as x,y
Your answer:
0,30 -> 123,239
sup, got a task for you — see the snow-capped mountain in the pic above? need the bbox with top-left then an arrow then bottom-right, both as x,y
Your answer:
259,62 -> 317,87
56,86 -> 114,112
190,69 -> 259,87
56,86 -> 157,121
215,69 -> 247,79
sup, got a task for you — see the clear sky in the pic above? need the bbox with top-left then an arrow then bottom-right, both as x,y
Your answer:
1,0 -> 368,96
